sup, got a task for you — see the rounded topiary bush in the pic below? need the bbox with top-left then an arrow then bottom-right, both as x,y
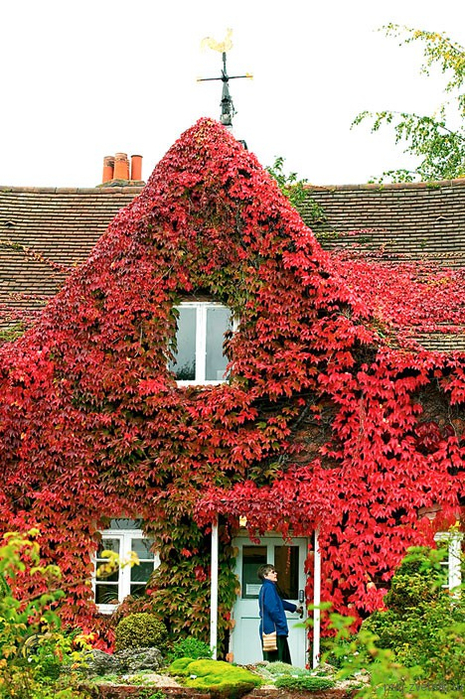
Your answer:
115,612 -> 168,652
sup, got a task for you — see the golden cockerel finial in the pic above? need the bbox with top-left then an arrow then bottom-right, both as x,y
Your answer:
201,28 -> 233,53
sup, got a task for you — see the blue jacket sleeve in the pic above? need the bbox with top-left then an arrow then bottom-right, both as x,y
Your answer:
283,599 -> 297,613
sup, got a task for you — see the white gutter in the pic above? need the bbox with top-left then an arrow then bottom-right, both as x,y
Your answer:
210,517 -> 219,659
312,527 -> 321,668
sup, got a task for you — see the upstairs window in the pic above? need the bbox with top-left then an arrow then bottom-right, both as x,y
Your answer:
169,302 -> 233,385
94,519 -> 159,614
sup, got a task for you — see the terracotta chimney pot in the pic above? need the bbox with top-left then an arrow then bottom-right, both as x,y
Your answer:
131,154 -> 143,181
114,152 -> 129,180
102,156 -> 115,183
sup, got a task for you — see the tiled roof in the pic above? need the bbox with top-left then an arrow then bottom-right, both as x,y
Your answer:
0,185 -> 142,314
299,178 -> 465,267
1,179 -> 464,351
299,178 -> 465,351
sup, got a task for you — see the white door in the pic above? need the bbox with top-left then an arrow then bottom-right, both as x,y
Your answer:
231,536 -> 308,667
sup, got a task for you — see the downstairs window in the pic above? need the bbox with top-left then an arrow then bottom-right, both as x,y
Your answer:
434,531 -> 463,591
94,519 -> 159,614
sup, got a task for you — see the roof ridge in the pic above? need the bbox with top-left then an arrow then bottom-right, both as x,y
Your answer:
304,178 -> 465,192
0,185 -> 145,195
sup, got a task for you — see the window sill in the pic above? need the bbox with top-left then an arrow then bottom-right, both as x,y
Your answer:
176,379 -> 227,387
97,603 -> 119,615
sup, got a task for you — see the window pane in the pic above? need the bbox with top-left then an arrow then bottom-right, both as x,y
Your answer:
169,307 -> 196,380
131,538 -> 154,559
98,538 -> 120,555
131,561 -> 154,583
242,545 -> 267,598
109,519 -> 142,530
274,546 -> 299,599
130,583 -> 147,598
205,307 -> 231,381
96,568 -> 119,583
95,583 -> 120,605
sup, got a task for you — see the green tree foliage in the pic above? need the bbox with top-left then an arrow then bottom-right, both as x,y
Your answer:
266,156 -> 309,208
353,25 -> 465,182
266,156 -> 325,222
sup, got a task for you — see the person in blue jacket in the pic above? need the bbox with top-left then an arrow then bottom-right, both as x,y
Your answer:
257,563 -> 303,664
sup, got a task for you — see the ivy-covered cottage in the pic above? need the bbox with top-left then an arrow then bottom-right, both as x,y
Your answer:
0,119 -> 464,667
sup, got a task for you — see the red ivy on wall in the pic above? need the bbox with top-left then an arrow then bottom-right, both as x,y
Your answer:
0,118 -> 464,644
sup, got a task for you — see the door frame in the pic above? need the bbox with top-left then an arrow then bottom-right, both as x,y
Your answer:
231,532 -> 309,668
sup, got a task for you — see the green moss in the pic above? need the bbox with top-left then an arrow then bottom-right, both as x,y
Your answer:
168,657 -> 193,674
168,657 -> 262,698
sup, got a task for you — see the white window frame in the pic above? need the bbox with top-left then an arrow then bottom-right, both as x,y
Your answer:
172,301 -> 234,386
434,531 -> 463,592
93,527 -> 159,615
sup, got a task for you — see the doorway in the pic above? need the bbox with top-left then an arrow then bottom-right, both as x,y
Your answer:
231,535 -> 308,667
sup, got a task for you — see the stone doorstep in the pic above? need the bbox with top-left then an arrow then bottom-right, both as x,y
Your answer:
95,685 -> 357,699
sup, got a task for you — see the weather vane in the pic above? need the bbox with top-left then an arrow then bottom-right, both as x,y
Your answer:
198,29 -> 252,128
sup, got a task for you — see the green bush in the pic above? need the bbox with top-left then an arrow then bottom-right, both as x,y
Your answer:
115,613 -> 168,652
275,675 -> 335,691
167,636 -> 213,661
168,657 -> 262,698
361,545 -> 465,686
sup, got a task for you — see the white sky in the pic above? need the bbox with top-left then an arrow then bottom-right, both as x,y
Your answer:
1,1 -> 464,188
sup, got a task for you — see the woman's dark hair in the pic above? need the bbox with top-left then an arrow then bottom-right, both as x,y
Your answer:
257,564 -> 276,580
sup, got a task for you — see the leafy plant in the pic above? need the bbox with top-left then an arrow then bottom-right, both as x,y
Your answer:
275,675 -> 335,691
166,636 -> 213,662
265,660 -> 308,676
137,690 -> 165,699
0,530 -> 91,698
0,117 -> 464,647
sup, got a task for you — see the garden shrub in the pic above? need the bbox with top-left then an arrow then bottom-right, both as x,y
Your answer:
115,613 -> 168,653
167,636 -> 213,661
361,546 -> 465,686
168,658 -> 262,697
275,675 -> 335,691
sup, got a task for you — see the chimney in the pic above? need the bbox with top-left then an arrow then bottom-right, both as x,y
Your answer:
113,152 -> 130,180
102,156 -> 115,183
101,152 -> 143,185
131,154 -> 143,181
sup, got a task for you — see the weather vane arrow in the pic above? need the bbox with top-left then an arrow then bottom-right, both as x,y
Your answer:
198,29 -> 252,128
